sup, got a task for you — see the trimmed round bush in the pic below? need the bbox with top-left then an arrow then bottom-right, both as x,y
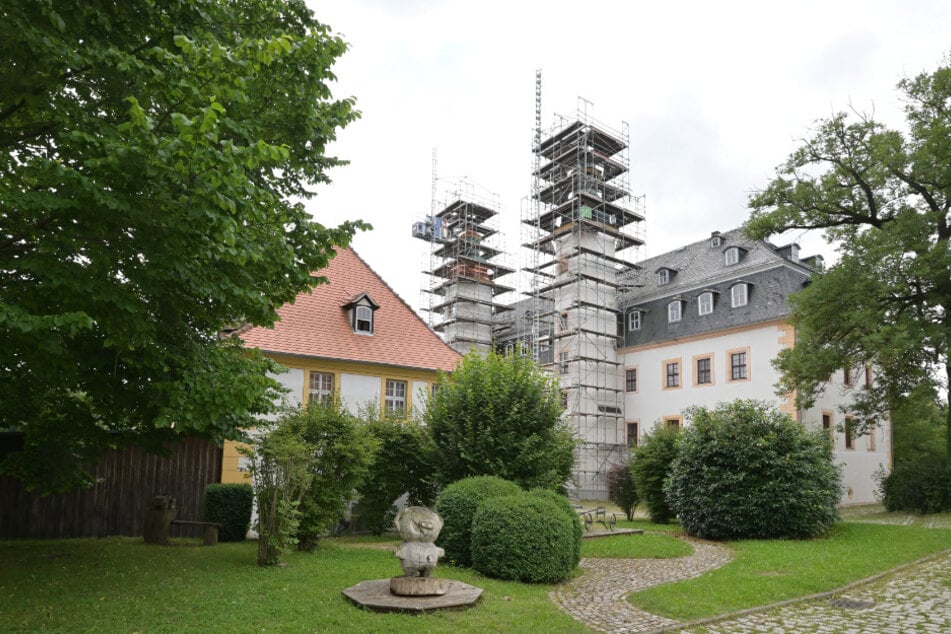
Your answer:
202,483 -> 253,542
528,488 -> 582,567
666,400 -> 842,540
435,475 -> 521,567
470,491 -> 577,583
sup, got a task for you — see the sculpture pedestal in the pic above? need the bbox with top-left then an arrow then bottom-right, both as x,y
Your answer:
389,576 -> 448,596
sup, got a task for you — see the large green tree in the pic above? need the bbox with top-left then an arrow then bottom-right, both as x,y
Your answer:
426,349 -> 576,491
745,57 -> 951,457
0,1 -> 365,491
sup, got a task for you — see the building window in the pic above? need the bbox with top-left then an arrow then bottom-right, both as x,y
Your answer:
698,292 -> 714,316
558,351 -> 569,374
843,364 -> 853,386
711,235 -> 722,248
864,365 -> 873,388
665,361 -> 680,388
561,390 -> 569,410
696,357 -> 712,384
729,350 -> 748,381
355,305 -> 374,333
867,428 -> 877,451
664,417 -> 682,429
385,379 -> 407,416
731,283 -> 748,308
627,422 -> 639,448
657,269 -> 670,285
308,371 -> 334,404
625,368 -> 637,392
822,412 -> 834,445
844,416 -> 855,450
667,301 -> 682,323
628,310 -> 642,331
725,246 -> 741,266
559,312 -> 569,331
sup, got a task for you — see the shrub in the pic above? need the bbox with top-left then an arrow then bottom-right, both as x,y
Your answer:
470,491 -> 577,583
630,423 -> 681,524
607,461 -> 639,521
528,488 -> 582,567
358,415 -> 438,535
877,455 -> 951,513
202,483 -> 253,542
666,400 -> 842,540
426,349 -> 576,490
434,475 -> 521,567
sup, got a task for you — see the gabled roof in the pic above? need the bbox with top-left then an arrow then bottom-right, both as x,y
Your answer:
240,247 -> 461,372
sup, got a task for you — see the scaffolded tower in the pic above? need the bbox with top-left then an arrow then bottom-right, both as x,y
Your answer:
524,103 -> 645,498
413,182 -> 514,355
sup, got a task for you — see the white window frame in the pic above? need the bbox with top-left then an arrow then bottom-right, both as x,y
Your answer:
355,305 -> 374,333
698,292 -> 713,316
558,351 -> 569,374
657,269 -> 670,285
308,371 -> 334,404
628,310 -> 642,331
725,247 -> 740,266
731,283 -> 748,308
667,301 -> 682,323
384,379 -> 407,416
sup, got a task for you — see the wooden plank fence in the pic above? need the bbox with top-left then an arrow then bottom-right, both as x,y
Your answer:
0,436 -> 222,540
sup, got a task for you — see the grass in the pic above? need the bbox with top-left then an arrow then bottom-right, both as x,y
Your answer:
0,538 -> 587,633
629,521 -> 951,621
581,532 -> 692,559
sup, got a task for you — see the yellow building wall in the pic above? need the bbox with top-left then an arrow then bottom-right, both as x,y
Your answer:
220,354 -> 446,484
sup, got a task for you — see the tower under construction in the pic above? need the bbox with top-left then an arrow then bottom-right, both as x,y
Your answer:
524,101 -> 645,498
413,181 -> 514,355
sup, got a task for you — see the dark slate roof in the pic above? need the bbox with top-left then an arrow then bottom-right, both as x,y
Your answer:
618,228 -> 819,347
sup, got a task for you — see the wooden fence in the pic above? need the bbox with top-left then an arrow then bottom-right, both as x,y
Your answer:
0,436 -> 222,540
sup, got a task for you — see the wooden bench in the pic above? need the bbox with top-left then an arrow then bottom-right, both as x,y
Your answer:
170,520 -> 221,545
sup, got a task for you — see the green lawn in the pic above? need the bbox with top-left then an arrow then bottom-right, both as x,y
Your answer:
629,521 -> 951,621
2,508 -> 949,632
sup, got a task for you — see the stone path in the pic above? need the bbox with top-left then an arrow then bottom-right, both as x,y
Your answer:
550,527 -> 951,634
550,536 -> 733,633
675,550 -> 951,634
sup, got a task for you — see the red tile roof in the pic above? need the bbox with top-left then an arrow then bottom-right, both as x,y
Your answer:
240,247 -> 461,372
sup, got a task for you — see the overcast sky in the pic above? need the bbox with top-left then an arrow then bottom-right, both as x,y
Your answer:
303,0 -> 949,316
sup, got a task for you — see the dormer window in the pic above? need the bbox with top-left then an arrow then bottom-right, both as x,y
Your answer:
657,267 -> 675,285
724,246 -> 742,266
343,292 -> 379,335
698,291 -> 714,315
711,235 -> 722,248
667,300 -> 682,323
628,310 -> 642,331
731,283 -> 749,308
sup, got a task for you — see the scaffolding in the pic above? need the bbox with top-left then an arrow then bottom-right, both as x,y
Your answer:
413,180 -> 514,355
522,99 -> 646,499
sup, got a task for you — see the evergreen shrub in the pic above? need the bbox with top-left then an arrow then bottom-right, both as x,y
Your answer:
607,461 -> 639,521
434,475 -> 521,567
877,455 -> 951,513
666,400 -> 842,540
630,423 -> 681,524
202,483 -> 253,542
528,487 -> 582,567
470,491 -> 577,583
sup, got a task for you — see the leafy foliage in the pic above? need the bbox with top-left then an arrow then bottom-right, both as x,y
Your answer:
630,423 -> 681,524
202,483 -> 253,542
358,413 -> 438,535
434,475 -> 521,567
284,401 -> 378,551
528,488 -> 583,567
426,349 -> 576,491
744,56 -> 951,457
890,384 -> 948,465
607,461 -> 639,521
666,400 -> 842,540
876,455 -> 951,513
0,0 -> 367,492
241,422 -> 312,566
470,492 -> 578,583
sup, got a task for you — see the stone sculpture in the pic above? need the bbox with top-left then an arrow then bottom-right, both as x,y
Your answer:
390,506 -> 447,596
